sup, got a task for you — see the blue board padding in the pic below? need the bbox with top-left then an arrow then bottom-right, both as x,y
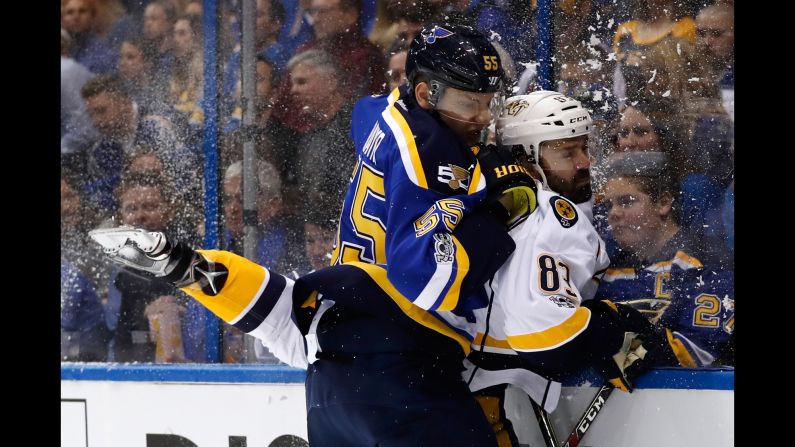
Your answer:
61,363 -> 732,390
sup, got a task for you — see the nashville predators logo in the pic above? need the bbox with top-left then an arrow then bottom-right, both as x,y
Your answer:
550,196 -> 579,228
422,26 -> 454,44
505,99 -> 530,116
438,164 -> 470,191
548,295 -> 576,309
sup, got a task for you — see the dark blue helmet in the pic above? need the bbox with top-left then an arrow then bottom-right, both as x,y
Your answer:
406,23 -> 505,96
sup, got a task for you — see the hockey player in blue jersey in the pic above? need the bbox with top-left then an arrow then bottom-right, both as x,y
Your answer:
90,23 -> 539,446
332,22 -> 530,308
297,23 -> 540,445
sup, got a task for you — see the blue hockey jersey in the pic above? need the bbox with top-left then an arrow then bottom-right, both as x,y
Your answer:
595,250 -> 734,366
328,85 -> 514,337
174,85 -> 518,362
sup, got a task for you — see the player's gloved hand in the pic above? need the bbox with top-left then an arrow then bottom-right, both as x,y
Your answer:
89,226 -> 226,294
474,144 -> 538,226
583,300 -> 682,392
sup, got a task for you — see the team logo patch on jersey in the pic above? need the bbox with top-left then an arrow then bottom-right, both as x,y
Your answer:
505,99 -> 529,116
550,196 -> 579,228
548,295 -> 576,308
438,164 -> 470,190
422,26 -> 454,44
433,233 -> 454,264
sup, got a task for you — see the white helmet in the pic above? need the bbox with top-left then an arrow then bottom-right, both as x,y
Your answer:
496,91 -> 592,171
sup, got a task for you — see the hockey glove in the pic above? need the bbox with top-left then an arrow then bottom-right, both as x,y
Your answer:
583,299 -> 682,392
474,144 -> 538,226
88,225 -> 227,295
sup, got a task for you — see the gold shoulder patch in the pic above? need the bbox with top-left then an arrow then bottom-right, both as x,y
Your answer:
549,196 -> 579,228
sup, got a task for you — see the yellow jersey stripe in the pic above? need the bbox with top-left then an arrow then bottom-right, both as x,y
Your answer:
468,160 -> 485,194
603,267 -> 636,281
437,236 -> 469,311
473,332 -> 512,349
647,260 -> 673,272
647,251 -> 703,272
184,250 -> 267,323
602,299 -> 618,312
474,394 -> 515,447
385,97 -> 428,189
349,262 -> 471,354
388,87 -> 400,104
666,328 -> 698,368
674,250 -> 704,269
507,307 -> 591,351
301,291 -> 319,309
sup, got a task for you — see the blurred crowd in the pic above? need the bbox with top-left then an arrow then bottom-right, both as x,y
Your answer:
61,0 -> 733,364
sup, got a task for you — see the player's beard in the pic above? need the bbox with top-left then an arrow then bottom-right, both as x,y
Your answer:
547,169 -> 592,204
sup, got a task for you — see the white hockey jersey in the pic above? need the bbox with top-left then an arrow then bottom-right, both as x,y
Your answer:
464,186 -> 610,412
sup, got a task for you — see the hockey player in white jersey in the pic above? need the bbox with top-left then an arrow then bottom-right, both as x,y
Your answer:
465,92 -> 696,445
467,92 -> 609,405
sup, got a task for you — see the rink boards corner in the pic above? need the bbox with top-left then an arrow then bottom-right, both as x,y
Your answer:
61,363 -> 733,447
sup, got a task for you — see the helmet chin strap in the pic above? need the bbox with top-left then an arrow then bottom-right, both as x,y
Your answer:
530,145 -> 550,188
534,164 -> 550,190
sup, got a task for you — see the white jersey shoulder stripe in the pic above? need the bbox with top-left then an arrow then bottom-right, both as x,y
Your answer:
413,261 -> 454,309
413,236 -> 469,311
